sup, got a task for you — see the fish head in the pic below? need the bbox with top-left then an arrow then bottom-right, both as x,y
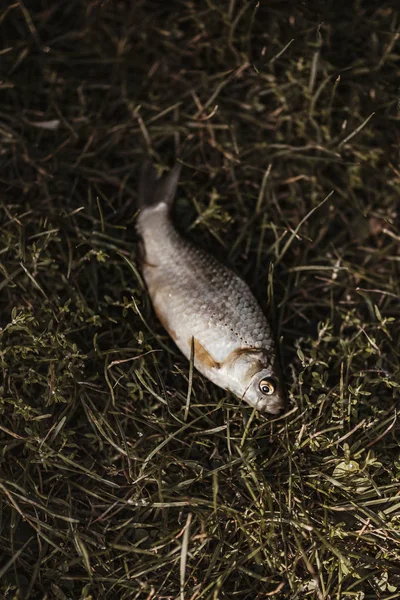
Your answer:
225,349 -> 286,414
243,367 -> 286,414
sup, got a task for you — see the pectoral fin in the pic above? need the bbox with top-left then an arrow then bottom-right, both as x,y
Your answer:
192,338 -> 220,370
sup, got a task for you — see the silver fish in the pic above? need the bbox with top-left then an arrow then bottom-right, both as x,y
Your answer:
136,162 -> 285,414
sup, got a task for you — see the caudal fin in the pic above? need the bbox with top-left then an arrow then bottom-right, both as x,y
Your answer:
139,160 -> 182,211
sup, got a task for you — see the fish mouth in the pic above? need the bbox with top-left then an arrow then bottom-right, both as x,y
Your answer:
256,397 -> 285,415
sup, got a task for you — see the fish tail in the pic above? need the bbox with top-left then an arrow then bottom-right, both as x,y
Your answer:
139,160 -> 182,212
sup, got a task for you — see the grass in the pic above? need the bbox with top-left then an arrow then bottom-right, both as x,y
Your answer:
0,1 -> 399,598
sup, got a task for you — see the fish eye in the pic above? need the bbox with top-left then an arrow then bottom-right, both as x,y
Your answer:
259,378 -> 276,395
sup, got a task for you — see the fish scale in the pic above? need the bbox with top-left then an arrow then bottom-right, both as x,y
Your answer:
136,162 -> 285,414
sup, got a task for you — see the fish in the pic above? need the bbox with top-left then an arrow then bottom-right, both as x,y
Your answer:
136,161 -> 286,414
